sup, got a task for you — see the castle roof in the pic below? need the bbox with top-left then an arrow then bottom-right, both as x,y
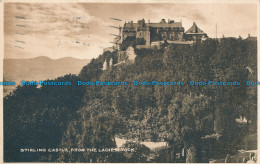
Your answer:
124,19 -> 183,29
186,22 -> 206,34
148,22 -> 182,28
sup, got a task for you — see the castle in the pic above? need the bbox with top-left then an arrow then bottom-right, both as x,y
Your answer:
113,19 -> 208,49
103,19 -> 208,70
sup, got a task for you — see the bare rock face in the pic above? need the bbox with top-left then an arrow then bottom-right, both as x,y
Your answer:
116,46 -> 136,66
102,60 -> 108,71
125,46 -> 136,63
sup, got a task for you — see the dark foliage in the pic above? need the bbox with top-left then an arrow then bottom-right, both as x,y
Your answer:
4,38 -> 257,162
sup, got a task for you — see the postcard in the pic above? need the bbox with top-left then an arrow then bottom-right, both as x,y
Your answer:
0,0 -> 259,163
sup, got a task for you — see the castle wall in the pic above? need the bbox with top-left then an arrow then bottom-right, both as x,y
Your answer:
136,28 -> 151,46
149,27 -> 184,42
123,30 -> 136,39
116,47 -> 136,65
178,31 -> 184,40
145,30 -> 151,46
184,34 -> 207,41
126,46 -> 136,63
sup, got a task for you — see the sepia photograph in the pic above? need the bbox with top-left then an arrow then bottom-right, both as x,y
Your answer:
0,0 -> 259,163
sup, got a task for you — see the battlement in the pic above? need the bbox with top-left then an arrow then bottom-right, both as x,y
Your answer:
123,19 -> 183,29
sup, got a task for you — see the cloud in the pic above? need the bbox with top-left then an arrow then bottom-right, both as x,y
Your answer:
4,3 -> 112,59
4,3 -> 258,59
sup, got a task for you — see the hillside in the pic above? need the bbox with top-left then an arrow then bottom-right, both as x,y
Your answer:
4,38 -> 257,162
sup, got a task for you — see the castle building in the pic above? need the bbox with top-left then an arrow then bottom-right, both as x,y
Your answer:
113,19 -> 207,49
102,19 -> 209,70
184,22 -> 208,41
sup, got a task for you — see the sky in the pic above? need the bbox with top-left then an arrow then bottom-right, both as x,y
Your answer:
4,2 -> 258,59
